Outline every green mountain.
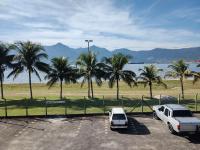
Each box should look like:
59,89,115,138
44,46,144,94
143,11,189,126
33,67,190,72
44,43,200,63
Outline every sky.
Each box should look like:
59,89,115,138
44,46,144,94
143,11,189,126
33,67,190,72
0,0,200,50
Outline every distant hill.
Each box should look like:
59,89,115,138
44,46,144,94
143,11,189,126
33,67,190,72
44,43,200,63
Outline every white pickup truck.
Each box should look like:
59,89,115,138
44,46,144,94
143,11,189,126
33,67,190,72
153,104,200,134
109,108,128,129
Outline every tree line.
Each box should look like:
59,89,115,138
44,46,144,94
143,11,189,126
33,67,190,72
0,41,200,100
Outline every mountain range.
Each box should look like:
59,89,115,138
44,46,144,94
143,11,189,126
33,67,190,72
44,43,200,63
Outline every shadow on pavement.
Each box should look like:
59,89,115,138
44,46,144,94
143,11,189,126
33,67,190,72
112,117,151,135
182,133,200,144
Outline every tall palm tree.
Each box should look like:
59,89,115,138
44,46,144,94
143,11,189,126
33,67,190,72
0,42,14,99
138,65,167,99
165,60,190,99
192,64,200,84
103,53,136,100
45,57,77,100
8,41,49,100
76,51,105,98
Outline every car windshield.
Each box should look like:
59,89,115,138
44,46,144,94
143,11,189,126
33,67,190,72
173,110,192,117
112,114,126,120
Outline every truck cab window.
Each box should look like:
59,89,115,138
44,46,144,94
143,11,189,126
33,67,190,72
164,109,169,116
159,106,164,112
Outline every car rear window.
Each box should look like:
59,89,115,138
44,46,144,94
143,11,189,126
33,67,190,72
112,114,126,120
172,110,192,117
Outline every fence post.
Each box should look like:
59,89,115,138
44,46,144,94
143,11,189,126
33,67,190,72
159,94,161,105
103,96,105,114
141,95,144,113
45,97,47,117
84,96,86,115
178,94,180,104
25,98,28,117
4,98,7,117
195,93,198,112
65,99,67,116
121,96,124,108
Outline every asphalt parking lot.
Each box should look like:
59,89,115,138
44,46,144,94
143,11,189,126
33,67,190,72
0,114,200,150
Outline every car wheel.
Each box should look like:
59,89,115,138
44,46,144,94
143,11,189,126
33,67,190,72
153,112,159,120
168,123,176,134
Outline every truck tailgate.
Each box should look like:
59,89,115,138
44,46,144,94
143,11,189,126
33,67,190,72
175,117,200,124
175,117,200,132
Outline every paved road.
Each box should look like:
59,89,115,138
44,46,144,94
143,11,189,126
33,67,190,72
0,115,200,150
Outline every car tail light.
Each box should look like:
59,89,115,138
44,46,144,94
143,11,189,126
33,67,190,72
177,125,180,130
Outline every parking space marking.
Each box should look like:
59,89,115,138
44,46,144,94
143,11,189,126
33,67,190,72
13,120,38,137
14,127,27,137
75,118,84,136
129,119,137,133
104,119,109,135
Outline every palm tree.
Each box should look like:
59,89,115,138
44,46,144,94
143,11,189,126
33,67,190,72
192,64,200,84
8,41,49,100
45,57,78,100
103,53,136,100
76,51,105,98
0,42,14,99
165,60,190,99
138,65,167,99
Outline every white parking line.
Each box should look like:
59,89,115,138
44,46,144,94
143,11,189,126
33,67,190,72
130,121,137,132
75,118,84,136
104,119,108,135
13,121,35,137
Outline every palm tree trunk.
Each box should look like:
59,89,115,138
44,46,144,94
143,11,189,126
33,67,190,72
116,78,119,100
60,80,63,100
91,80,94,98
28,70,33,100
149,81,153,99
180,77,184,99
88,76,91,98
0,75,4,99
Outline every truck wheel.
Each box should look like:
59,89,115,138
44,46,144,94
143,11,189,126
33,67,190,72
153,112,159,120
168,123,176,134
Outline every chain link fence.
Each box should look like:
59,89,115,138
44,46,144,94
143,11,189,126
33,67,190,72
0,93,199,117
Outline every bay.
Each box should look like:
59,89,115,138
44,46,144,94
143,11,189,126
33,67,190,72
4,63,200,84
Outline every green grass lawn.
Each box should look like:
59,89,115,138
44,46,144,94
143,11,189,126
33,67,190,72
0,80,199,117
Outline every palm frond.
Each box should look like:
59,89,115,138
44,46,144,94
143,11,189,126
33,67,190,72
46,57,78,88
47,77,59,89
33,68,41,82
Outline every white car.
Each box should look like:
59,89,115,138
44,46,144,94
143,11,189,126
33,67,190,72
153,104,200,134
109,107,128,129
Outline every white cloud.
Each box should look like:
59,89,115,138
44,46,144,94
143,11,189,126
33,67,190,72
0,0,200,50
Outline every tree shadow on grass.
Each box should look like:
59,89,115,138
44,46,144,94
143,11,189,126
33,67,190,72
0,97,197,116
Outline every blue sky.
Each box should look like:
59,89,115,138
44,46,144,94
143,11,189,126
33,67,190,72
0,0,200,50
